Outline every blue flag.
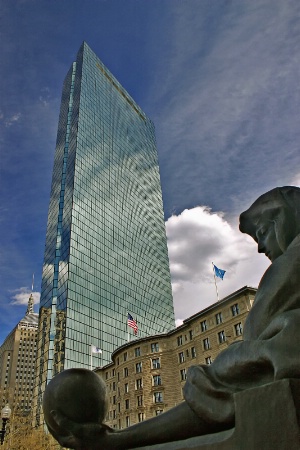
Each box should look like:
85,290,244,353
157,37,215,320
213,264,226,280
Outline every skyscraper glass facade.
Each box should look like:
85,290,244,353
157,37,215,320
34,42,175,423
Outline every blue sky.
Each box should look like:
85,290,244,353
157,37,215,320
1,0,300,343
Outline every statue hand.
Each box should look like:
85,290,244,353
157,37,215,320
50,410,115,450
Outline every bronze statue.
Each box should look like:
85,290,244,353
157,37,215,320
43,186,300,449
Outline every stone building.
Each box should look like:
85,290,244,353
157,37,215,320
96,286,256,429
0,294,38,412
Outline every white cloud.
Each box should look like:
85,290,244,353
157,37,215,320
166,206,269,322
4,112,21,127
10,287,40,307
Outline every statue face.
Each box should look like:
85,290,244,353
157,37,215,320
256,220,283,262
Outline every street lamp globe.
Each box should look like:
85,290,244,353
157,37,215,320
1,406,11,420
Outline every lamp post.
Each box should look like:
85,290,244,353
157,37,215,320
0,404,11,445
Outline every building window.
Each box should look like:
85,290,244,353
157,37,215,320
178,352,185,363
151,343,159,352
205,356,212,365
177,335,183,346
125,399,129,410
218,330,226,343
138,412,145,422
118,403,121,412
136,362,142,373
124,367,129,377
137,395,143,406
191,346,196,358
112,382,116,391
180,368,187,381
153,375,161,386
136,378,143,389
189,330,193,340
113,395,116,404
124,383,129,393
235,322,243,336
215,312,223,325
124,352,128,362
186,349,189,358
231,303,240,316
112,368,116,376
203,338,210,350
152,358,160,369
154,392,163,403
135,347,141,357
200,320,207,332
125,416,130,427
113,409,116,419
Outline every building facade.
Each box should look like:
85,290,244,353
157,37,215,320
0,294,38,413
96,286,256,429
34,42,175,424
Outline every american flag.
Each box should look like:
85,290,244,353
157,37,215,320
128,313,138,335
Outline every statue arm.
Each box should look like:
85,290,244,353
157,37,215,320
51,400,227,450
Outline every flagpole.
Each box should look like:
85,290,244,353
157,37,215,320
212,262,220,302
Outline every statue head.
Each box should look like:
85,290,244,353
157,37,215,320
239,186,300,262
43,368,108,440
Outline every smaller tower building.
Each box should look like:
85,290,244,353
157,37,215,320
0,294,38,412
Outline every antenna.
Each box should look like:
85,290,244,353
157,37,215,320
31,273,34,292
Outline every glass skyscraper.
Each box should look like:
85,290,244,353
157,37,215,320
34,42,175,423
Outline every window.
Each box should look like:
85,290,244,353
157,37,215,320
203,338,210,350
191,347,196,358
215,312,223,325
154,392,163,403
218,330,226,343
189,330,193,340
118,403,121,412
112,368,116,376
235,322,243,336
178,352,185,363
153,375,161,386
177,335,183,346
125,416,130,427
137,395,143,406
152,358,160,369
156,409,163,415
113,409,116,419
125,399,129,410
113,395,116,404
138,412,145,422
186,349,189,358
136,378,143,389
205,356,212,365
200,320,207,332
151,343,159,352
231,303,240,316
136,362,142,373
124,383,129,393
124,367,128,377
180,369,187,381
135,347,141,357
124,352,128,362
112,382,116,391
